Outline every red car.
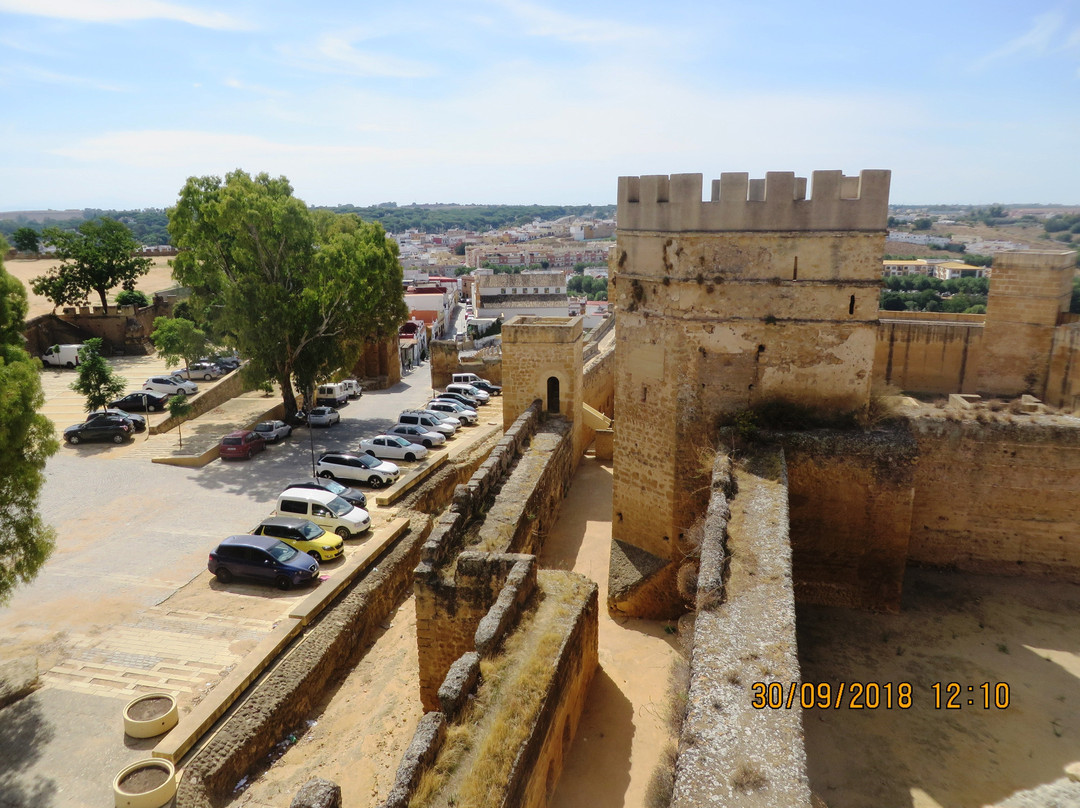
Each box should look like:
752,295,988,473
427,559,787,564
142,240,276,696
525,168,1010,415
219,429,266,460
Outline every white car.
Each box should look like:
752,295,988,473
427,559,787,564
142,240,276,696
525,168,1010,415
171,362,222,381
143,376,198,396
445,383,490,404
307,406,340,427
316,452,400,487
253,420,292,443
428,399,479,424
386,423,445,448
359,435,429,462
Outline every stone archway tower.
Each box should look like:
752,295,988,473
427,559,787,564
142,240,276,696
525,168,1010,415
609,170,891,618
501,315,585,460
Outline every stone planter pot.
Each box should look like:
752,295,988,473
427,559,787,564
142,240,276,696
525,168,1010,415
112,758,177,808
123,693,179,739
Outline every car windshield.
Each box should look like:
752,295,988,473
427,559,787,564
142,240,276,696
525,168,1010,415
268,543,299,562
391,436,410,447
327,496,353,517
356,454,378,468
300,522,324,540
322,479,347,494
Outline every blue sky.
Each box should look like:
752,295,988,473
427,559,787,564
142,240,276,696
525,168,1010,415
1,0,1078,209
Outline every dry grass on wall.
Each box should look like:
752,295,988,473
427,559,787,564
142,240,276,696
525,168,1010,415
643,656,691,808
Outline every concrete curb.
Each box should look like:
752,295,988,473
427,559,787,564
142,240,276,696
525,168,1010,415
376,423,502,507
149,402,286,468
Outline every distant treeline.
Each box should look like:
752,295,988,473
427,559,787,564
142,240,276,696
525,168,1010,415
314,203,617,234
1,202,618,246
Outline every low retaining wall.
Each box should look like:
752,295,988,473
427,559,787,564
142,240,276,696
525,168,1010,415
149,370,253,435
672,449,811,808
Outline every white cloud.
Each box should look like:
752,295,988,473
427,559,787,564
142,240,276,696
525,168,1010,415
277,30,434,79
0,0,252,30
483,0,651,44
0,63,126,91
975,11,1067,68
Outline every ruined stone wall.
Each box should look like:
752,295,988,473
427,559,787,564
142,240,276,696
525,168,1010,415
874,313,984,394
612,171,890,616
907,418,1080,577
672,449,811,808
355,335,401,390
780,429,918,612
1046,322,1080,412
976,250,1075,397
580,340,615,450
430,339,504,390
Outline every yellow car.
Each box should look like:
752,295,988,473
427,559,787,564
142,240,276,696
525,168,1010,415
251,516,344,562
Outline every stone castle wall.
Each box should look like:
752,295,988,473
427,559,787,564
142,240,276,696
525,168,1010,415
874,313,985,395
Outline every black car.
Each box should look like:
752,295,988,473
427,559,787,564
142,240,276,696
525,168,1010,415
436,391,482,409
285,477,367,509
200,354,240,371
471,380,502,396
86,408,146,432
64,416,133,445
108,391,170,412
208,534,319,590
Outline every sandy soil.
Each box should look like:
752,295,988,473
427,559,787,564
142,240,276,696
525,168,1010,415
228,455,681,808
798,568,1080,808
4,256,177,318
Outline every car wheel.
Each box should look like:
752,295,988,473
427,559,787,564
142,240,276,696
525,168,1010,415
216,568,233,583
286,427,292,437
177,389,187,396
67,434,81,445
308,550,321,560
203,373,212,380
112,434,125,444
405,452,416,462
335,527,350,540
318,470,335,479
65,361,74,368
245,448,253,459
369,475,383,487
423,439,433,448
275,575,292,591
365,450,376,457
146,404,157,412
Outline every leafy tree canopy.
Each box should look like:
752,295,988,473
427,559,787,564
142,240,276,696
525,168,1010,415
70,338,126,412
151,316,208,371
0,238,59,603
11,227,39,253
169,170,408,416
32,218,152,313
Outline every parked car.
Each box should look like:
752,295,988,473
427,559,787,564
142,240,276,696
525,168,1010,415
144,376,198,396
418,408,463,428
86,408,146,432
253,420,293,443
436,390,483,409
285,477,367,509
398,410,456,437
446,382,490,404
108,391,170,412
171,362,222,381
359,434,429,462
315,383,349,407
251,516,343,562
427,399,478,424
276,487,370,538
340,379,363,399
208,534,319,590
41,343,84,368
315,452,401,487
386,423,445,448
219,430,266,459
63,417,133,445
307,406,341,427
452,373,502,396
201,353,240,371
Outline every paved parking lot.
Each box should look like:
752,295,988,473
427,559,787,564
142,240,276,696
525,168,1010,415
0,358,501,807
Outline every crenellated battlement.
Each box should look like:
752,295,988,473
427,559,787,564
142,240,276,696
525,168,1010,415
617,170,891,233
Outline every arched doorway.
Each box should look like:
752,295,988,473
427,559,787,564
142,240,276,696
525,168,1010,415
547,376,561,414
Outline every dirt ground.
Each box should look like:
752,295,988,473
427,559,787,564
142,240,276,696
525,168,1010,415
4,256,177,318
228,456,681,808
798,567,1080,808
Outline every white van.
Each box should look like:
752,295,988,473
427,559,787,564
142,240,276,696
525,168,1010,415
340,379,363,399
276,488,370,538
41,343,84,368
316,382,349,407
446,382,490,404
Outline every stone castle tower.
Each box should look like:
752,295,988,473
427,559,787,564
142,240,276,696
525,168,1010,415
609,170,891,618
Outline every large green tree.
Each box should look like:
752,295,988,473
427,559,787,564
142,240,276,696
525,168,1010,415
0,237,59,604
150,316,208,373
168,171,408,416
32,217,152,313
11,227,39,253
70,338,126,412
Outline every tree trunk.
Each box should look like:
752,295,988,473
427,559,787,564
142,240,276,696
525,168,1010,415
279,372,299,417
96,288,109,314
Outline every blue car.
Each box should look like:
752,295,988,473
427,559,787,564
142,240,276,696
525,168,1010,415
208,535,319,590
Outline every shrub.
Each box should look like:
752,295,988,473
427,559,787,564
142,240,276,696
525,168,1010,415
115,289,150,307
